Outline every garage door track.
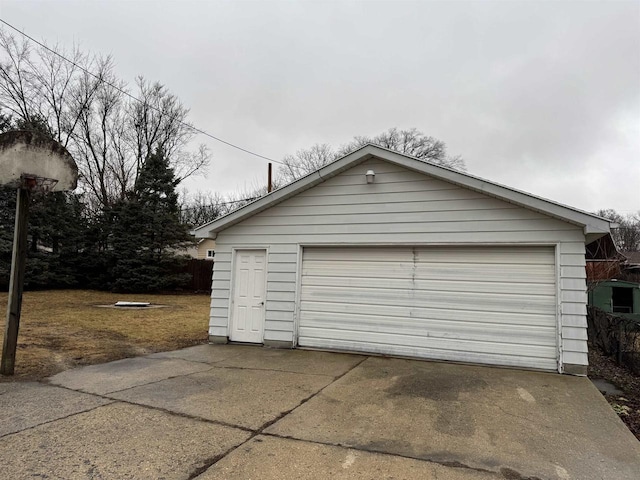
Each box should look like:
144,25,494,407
1,344,639,479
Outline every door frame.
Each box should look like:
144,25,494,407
228,247,268,343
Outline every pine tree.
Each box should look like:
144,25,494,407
110,148,191,292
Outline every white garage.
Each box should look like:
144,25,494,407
193,144,612,374
299,246,558,370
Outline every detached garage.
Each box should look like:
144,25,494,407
193,144,611,374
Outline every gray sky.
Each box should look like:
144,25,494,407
2,0,639,213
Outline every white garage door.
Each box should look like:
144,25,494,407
298,246,558,370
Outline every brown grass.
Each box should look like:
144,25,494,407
0,290,210,381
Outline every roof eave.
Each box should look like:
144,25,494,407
193,144,612,238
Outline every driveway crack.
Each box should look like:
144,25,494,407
184,355,370,479
0,402,113,440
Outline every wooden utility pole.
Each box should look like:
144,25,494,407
1,187,30,375
267,163,273,193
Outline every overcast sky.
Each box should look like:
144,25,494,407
2,0,639,213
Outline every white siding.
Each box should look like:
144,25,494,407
209,157,588,369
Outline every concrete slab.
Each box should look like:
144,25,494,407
0,402,250,480
110,367,333,430
266,357,640,480
591,377,625,396
47,356,212,395
215,346,364,376
146,343,247,364
197,435,499,480
0,382,111,437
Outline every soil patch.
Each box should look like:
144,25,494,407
588,347,640,440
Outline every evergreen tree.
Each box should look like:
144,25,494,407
0,113,88,290
110,148,191,292
0,185,14,290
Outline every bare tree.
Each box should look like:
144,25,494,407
179,191,228,228
596,209,640,252
278,127,465,184
280,143,337,184
0,28,210,209
340,127,465,170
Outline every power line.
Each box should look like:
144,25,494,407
0,18,284,165
180,196,260,211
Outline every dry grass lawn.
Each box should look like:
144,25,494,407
0,290,210,381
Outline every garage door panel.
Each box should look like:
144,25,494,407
302,276,557,296
299,312,557,346
299,327,557,360
303,263,555,284
300,337,559,371
301,287,557,316
300,301,557,327
415,247,555,265
299,246,558,370
303,247,413,262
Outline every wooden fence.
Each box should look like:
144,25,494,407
182,259,214,293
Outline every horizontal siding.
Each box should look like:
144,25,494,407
265,320,294,332
218,231,584,245
226,220,577,236
241,208,551,226
559,242,588,366
209,326,227,337
562,315,588,328
563,351,588,366
266,310,294,322
264,330,293,342
210,157,587,368
209,244,233,337
562,326,588,341
261,198,524,216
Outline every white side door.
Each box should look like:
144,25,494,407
230,249,267,343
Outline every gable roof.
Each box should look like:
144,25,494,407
623,251,640,266
193,144,612,239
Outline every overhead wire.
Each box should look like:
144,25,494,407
180,196,260,211
0,18,284,165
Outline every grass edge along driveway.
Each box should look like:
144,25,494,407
0,289,210,380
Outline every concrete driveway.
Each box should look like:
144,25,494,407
1,345,639,479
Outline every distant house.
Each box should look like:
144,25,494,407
622,251,640,278
193,144,613,375
589,279,640,320
196,239,216,260
585,234,624,281
585,236,640,283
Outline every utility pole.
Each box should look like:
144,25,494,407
267,162,273,193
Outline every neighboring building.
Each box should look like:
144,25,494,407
585,236,640,283
585,233,623,281
588,279,640,320
193,144,612,375
621,251,640,279
168,237,198,258
196,239,216,260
